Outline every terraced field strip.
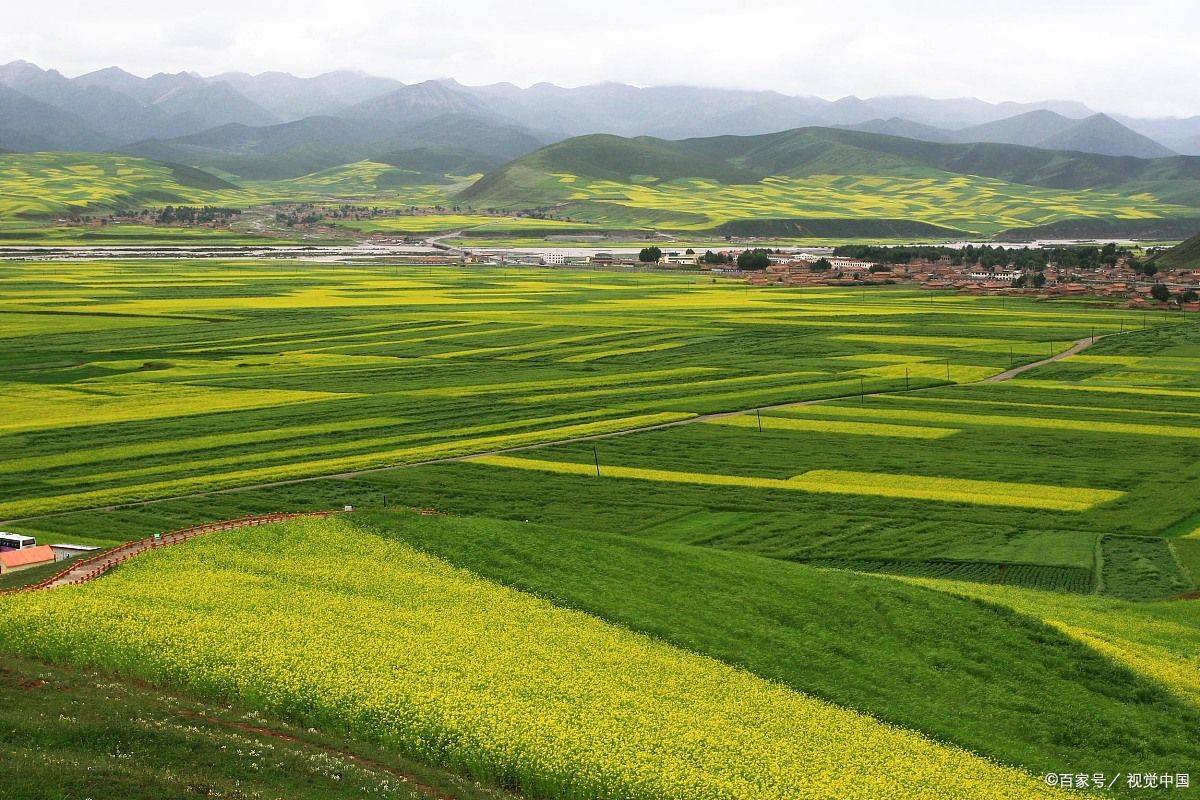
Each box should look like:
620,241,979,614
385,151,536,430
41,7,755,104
1,511,339,594
800,558,1095,594
703,414,960,439
0,412,696,521
774,402,1200,438
470,455,1123,510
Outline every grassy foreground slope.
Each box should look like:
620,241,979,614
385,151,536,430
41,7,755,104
0,656,512,800
0,517,1061,800
357,510,1200,791
459,128,1200,235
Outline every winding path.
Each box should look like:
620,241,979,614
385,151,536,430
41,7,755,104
983,335,1100,382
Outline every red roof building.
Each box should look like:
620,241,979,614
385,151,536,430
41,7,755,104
0,545,56,574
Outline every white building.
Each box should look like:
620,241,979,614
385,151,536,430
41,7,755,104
969,270,1023,282
50,544,101,562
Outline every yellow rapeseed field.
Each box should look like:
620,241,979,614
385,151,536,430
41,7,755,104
0,517,1061,800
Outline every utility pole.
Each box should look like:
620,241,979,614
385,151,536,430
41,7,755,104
905,367,910,392
757,409,763,432
593,446,601,478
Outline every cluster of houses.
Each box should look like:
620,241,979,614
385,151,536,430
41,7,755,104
0,532,97,576
746,251,1200,309
913,259,1200,309
457,242,1200,308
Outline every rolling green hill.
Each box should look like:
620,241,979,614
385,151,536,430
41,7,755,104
0,152,238,217
0,153,463,219
1154,229,1200,268
460,127,1200,236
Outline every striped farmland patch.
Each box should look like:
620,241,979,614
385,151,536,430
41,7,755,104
704,414,959,439
470,456,1122,510
776,404,1200,438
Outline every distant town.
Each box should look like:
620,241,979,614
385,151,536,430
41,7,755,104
452,242,1200,311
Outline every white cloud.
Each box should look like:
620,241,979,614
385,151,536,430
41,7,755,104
2,0,1198,117
164,17,235,52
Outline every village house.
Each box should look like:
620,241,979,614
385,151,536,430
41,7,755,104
0,544,56,575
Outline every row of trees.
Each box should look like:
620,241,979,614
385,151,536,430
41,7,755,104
832,242,1134,271
155,206,240,224
1150,283,1198,303
636,247,781,269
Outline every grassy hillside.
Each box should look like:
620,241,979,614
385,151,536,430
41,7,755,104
0,152,236,217
125,116,379,180
909,578,1200,707
0,153,463,218
0,655,513,800
460,127,1200,235
1154,229,1200,268
357,510,1200,791
0,516,1062,800
125,112,542,181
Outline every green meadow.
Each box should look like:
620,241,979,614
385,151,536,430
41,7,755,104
0,259,1183,527
3,258,1200,798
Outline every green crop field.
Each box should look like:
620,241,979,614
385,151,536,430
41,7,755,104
3,258,1200,799
0,259,1184,525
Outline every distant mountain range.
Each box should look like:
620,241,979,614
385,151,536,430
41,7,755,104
847,111,1177,159
4,60,1200,180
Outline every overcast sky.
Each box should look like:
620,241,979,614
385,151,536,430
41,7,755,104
5,0,1198,118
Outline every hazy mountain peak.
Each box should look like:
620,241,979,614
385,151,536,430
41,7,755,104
1037,111,1177,158
0,59,44,79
